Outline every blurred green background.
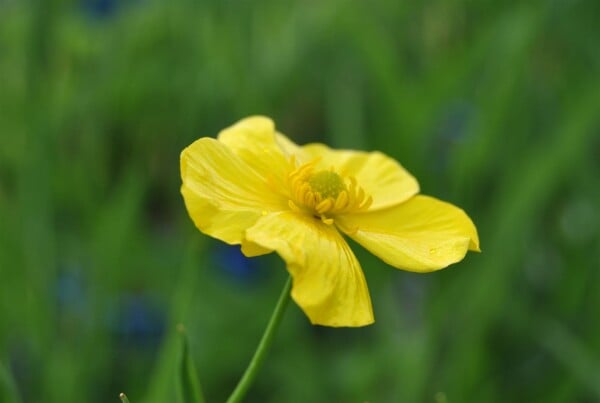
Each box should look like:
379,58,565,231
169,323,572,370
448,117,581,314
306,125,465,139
1,0,599,402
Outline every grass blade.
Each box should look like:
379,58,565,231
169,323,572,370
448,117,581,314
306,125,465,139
178,324,205,403
0,362,22,403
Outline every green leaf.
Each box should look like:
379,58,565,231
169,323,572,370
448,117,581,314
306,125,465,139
178,324,205,403
0,362,22,403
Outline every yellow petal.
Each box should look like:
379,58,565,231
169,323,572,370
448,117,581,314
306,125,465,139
240,239,271,257
275,131,303,157
217,116,292,189
337,195,480,273
181,137,285,245
245,211,374,327
300,144,419,210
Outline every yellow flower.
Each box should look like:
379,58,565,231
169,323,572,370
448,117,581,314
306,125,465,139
181,116,480,327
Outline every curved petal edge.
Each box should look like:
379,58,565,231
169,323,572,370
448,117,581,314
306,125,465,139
245,211,374,327
337,195,480,273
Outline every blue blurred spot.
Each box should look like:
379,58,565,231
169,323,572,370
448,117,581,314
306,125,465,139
432,101,476,173
114,294,166,348
55,270,87,318
212,244,260,284
82,0,118,19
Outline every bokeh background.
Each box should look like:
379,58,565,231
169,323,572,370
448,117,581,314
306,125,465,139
1,0,599,402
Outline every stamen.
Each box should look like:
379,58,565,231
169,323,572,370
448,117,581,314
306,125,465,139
346,225,359,235
286,158,372,220
315,199,333,214
320,216,334,225
356,187,365,204
288,200,301,212
334,191,348,210
361,195,373,210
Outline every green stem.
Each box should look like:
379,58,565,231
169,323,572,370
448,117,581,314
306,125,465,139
226,275,292,403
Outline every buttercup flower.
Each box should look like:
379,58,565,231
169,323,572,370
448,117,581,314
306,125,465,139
181,116,479,327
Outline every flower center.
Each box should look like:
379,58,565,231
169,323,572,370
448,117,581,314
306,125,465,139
307,170,346,199
287,157,372,224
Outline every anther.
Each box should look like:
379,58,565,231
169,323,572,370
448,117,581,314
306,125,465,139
320,216,334,225
315,199,333,214
287,158,372,218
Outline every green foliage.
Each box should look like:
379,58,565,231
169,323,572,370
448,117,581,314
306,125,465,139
1,0,599,402
0,361,22,403
178,325,205,403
